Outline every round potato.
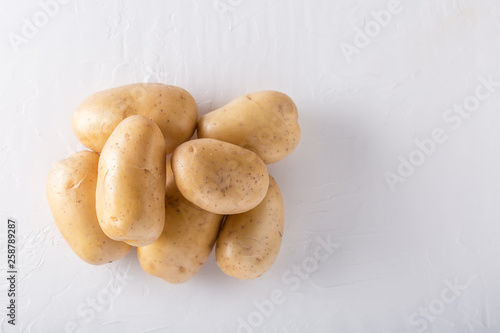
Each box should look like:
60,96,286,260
171,138,269,215
72,83,198,154
197,90,301,164
216,176,284,279
137,160,223,284
96,115,166,247
46,151,131,265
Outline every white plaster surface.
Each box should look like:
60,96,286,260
1,0,500,332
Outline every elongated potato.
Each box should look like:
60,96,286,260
171,138,269,215
96,115,166,247
72,83,198,154
198,90,301,164
216,176,284,279
137,160,223,284
46,151,131,265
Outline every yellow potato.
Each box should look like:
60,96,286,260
171,138,269,215
216,176,284,279
72,83,198,154
96,115,166,247
137,160,223,284
46,151,131,265
197,90,301,164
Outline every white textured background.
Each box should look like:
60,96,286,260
1,0,500,332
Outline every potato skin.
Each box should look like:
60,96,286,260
137,160,223,284
197,90,301,164
96,115,166,247
216,176,284,279
171,138,269,215
46,151,131,265
72,83,198,154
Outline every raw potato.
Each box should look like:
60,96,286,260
137,160,223,284
171,138,269,215
46,151,131,265
96,115,166,247
216,176,284,279
197,90,301,164
72,83,198,154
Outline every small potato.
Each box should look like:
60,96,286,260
72,83,198,154
216,176,284,279
96,115,166,247
197,90,301,164
46,151,131,265
171,138,269,215
137,160,223,284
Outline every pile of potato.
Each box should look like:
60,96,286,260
46,83,300,283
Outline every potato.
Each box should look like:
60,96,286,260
171,138,269,215
216,176,284,279
197,90,301,164
96,115,166,247
46,151,131,265
137,160,223,284
72,83,198,154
